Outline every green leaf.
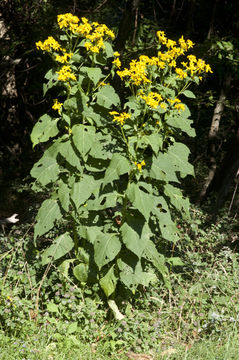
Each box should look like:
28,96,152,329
126,183,153,220
70,175,98,209
120,213,150,258
73,263,88,283
167,142,194,178
96,85,120,108
94,233,121,270
141,133,163,154
58,259,75,278
103,153,130,187
31,114,59,148
47,302,59,313
142,240,170,288
167,257,184,266
30,142,60,186
80,66,103,86
164,183,190,217
78,226,103,244
153,198,179,242
100,265,117,297
182,90,196,98
42,232,74,265
150,154,178,183
59,139,83,171
58,181,70,212
72,124,95,159
166,116,196,137
108,300,125,320
67,322,78,335
118,260,157,291
104,41,114,58
34,199,62,239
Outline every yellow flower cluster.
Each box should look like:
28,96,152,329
109,111,131,126
36,36,61,51
168,98,185,112
55,52,73,64
52,99,63,113
112,58,121,68
57,13,115,54
56,65,76,82
139,91,164,109
57,13,80,31
181,55,213,76
117,56,152,86
134,160,146,172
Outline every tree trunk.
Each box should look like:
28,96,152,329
198,73,232,202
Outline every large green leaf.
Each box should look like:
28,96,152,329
72,124,95,159
126,183,154,220
142,240,170,288
78,226,103,244
120,213,151,258
34,199,62,239
42,232,74,265
103,153,130,187
100,265,117,297
30,142,60,186
95,85,120,108
167,142,194,178
70,175,99,209
73,263,88,283
153,197,179,242
164,183,190,217
150,153,179,183
94,232,121,270
166,116,196,137
31,114,59,148
58,181,70,212
59,139,83,171
118,260,157,291
80,66,103,86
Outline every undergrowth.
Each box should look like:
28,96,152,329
1,198,239,359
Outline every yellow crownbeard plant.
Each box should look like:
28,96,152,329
31,13,212,302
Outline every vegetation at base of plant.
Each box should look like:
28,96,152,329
1,203,239,358
30,13,212,302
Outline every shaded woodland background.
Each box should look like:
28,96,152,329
1,0,239,218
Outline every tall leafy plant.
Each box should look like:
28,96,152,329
31,14,212,300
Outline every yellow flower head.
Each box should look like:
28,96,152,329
134,160,146,172
139,91,163,109
112,57,121,68
57,13,80,30
36,36,62,52
55,52,73,64
56,65,76,82
52,99,63,113
109,111,131,126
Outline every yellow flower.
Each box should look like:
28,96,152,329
134,160,146,172
56,65,76,82
157,31,167,45
52,99,63,113
174,103,185,112
175,68,187,79
36,36,62,52
112,58,121,68
109,111,131,126
139,91,163,109
114,51,120,57
57,13,80,30
55,52,73,63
